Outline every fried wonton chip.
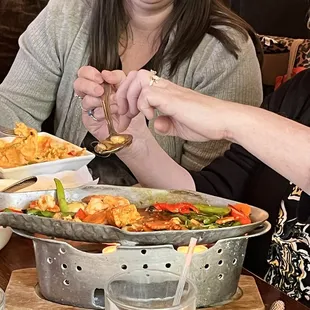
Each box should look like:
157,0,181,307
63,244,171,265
0,122,85,168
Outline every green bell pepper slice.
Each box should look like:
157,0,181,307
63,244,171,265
27,209,54,218
54,178,69,213
194,204,231,216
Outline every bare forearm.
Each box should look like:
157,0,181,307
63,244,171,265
117,136,196,190
226,103,310,194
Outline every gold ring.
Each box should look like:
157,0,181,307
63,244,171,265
149,70,161,86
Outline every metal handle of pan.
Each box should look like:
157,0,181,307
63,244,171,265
221,221,271,243
245,221,271,238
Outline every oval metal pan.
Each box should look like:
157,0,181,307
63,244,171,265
0,185,269,246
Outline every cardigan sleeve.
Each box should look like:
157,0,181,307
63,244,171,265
0,0,91,131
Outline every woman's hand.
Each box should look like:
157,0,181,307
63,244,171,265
74,66,131,141
74,67,198,190
74,66,152,146
116,70,231,142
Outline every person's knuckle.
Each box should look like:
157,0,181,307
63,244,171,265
83,95,96,108
137,70,147,80
114,69,124,78
85,65,94,72
83,94,90,101
77,67,83,77
127,71,138,79
140,69,149,76
141,86,151,98
77,66,88,77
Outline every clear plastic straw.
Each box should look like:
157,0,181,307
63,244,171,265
172,237,197,306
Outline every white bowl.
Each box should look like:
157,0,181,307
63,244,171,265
0,133,95,179
0,227,12,251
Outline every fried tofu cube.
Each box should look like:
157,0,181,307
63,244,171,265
105,204,141,228
83,210,109,224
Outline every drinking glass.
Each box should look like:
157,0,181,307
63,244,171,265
105,269,196,310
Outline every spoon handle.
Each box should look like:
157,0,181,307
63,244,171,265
102,83,117,135
1,176,37,193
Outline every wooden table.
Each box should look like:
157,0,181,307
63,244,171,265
0,233,309,310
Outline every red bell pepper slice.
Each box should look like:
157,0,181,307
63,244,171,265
75,208,87,220
229,205,251,225
154,203,199,214
232,203,251,217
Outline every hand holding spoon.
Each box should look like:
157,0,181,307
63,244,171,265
94,83,133,156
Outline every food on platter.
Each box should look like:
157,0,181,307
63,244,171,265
1,179,252,231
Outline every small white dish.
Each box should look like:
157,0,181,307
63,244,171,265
0,133,95,179
0,227,12,251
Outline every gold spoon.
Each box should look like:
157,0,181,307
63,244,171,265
94,83,133,156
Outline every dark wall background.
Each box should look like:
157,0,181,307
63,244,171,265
226,0,310,38
0,0,309,84
0,0,49,82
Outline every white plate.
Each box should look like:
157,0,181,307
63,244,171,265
0,133,95,179
0,227,12,251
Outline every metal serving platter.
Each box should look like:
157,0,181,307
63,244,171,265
0,185,269,246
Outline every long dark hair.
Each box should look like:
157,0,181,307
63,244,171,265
89,0,262,76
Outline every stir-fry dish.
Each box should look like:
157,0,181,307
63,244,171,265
2,179,252,231
0,123,85,168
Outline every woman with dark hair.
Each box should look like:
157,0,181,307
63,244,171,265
0,0,262,184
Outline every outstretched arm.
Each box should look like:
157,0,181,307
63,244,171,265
116,69,310,194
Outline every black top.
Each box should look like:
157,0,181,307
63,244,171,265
190,69,310,306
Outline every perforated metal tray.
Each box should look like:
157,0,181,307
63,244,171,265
0,185,269,246
13,222,271,309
